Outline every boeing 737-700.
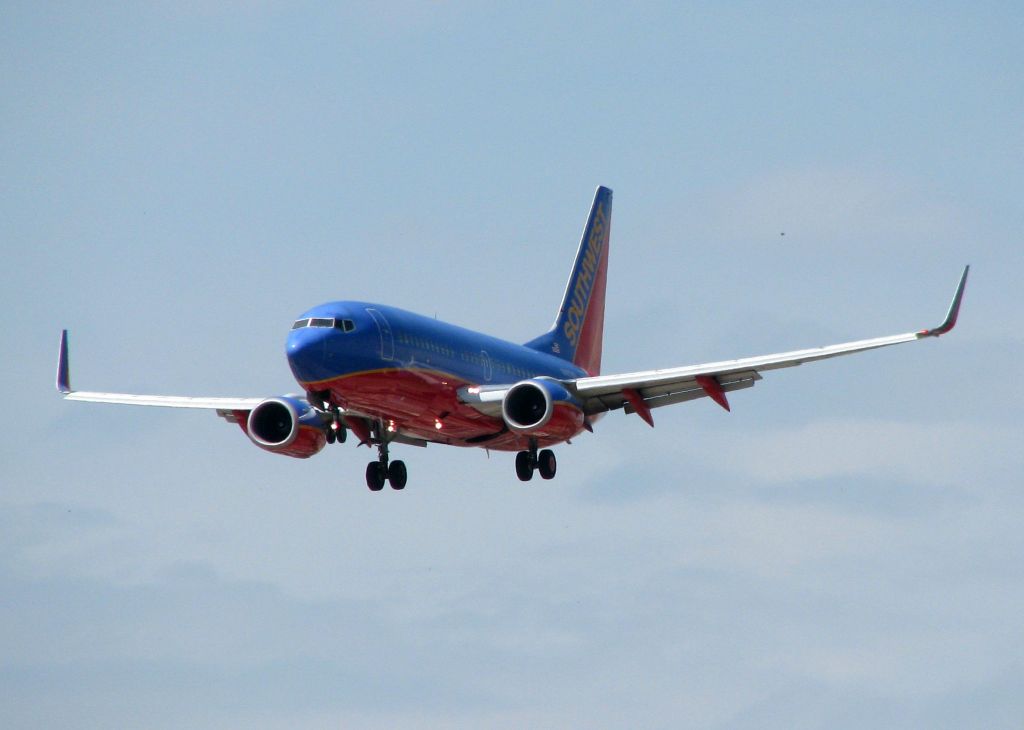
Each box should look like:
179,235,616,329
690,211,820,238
57,186,968,490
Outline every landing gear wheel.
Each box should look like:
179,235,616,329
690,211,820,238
365,462,386,491
515,451,534,482
388,460,407,490
335,424,347,443
325,428,337,445
537,449,557,480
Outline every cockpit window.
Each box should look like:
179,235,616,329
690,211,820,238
293,317,355,331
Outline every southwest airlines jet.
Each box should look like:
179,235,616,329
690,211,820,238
57,187,968,491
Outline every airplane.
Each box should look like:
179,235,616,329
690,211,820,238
56,186,969,491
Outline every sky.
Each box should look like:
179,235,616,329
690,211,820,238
2,2,1022,728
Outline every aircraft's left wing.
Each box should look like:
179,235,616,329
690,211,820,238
568,266,969,425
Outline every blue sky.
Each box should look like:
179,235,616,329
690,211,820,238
2,3,1022,728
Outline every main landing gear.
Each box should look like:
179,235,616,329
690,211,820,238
515,440,556,482
310,394,406,492
364,421,407,492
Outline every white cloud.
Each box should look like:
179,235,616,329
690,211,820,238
710,418,1021,489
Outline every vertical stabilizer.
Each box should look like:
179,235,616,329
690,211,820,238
525,186,612,375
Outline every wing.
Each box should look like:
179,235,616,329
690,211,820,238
56,329,271,419
55,330,431,448
570,266,969,425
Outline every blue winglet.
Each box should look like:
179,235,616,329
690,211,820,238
57,329,71,393
922,265,969,337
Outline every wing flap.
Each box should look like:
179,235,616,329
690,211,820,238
584,371,761,415
621,374,759,414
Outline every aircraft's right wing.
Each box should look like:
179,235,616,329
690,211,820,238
55,330,266,418
568,266,969,425
55,329,432,451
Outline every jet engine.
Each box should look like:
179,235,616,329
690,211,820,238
242,396,328,458
501,379,584,436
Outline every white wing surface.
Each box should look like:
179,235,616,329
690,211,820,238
56,330,266,416
570,266,969,423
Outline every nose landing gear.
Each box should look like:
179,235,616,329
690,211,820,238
325,416,347,445
311,391,348,446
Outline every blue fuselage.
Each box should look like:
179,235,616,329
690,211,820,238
285,302,590,449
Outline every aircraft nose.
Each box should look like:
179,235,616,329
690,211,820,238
286,327,331,383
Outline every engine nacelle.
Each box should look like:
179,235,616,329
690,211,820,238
242,396,327,459
501,379,584,437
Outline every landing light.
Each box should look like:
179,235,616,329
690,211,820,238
434,419,443,430
387,420,397,433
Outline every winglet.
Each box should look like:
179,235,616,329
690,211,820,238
57,329,71,394
921,265,969,337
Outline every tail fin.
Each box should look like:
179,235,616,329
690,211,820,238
525,186,612,376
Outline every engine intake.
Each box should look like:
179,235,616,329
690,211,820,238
503,381,552,431
244,397,327,458
501,379,583,434
248,399,299,447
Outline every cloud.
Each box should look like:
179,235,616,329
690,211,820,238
706,417,1021,490
5,442,1024,729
